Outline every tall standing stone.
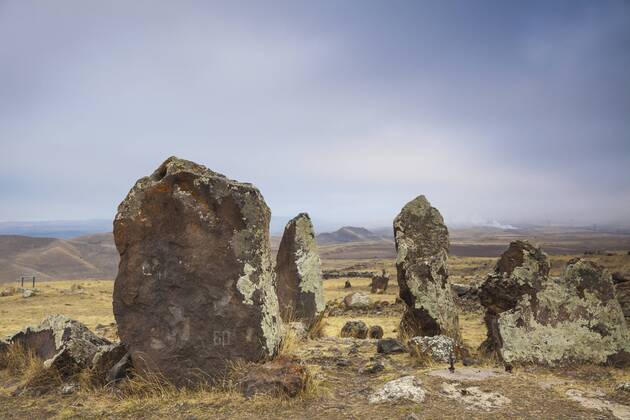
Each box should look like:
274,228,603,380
275,213,324,327
479,241,630,366
393,195,460,340
113,157,282,385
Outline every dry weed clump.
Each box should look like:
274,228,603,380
307,310,327,339
0,343,63,390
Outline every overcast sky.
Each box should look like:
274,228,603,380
1,0,629,229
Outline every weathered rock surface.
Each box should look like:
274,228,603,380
239,357,307,398
343,292,371,309
275,213,324,327
8,314,110,376
612,272,628,284
22,289,36,298
451,283,477,298
368,325,384,339
408,335,455,363
340,321,368,339
394,195,460,340
377,338,405,354
615,281,630,322
113,157,282,385
92,343,128,383
368,376,425,404
107,352,133,384
441,383,511,411
370,270,390,294
479,241,630,366
616,382,630,393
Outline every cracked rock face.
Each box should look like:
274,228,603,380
479,241,630,366
275,213,324,327
8,314,110,376
113,156,282,385
393,195,460,340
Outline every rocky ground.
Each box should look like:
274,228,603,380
1,253,629,419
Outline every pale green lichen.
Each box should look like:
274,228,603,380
292,215,325,314
405,253,460,339
496,262,630,365
394,195,459,340
256,244,283,355
236,263,256,305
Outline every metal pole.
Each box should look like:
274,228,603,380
32,276,35,288
21,276,24,287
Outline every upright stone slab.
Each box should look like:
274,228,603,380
393,195,460,340
113,157,282,385
479,241,630,366
275,213,324,327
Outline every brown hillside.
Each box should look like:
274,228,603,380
0,233,118,283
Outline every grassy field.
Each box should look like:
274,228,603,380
1,252,629,419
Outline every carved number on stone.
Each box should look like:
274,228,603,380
213,330,232,346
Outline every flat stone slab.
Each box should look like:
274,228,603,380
426,368,505,381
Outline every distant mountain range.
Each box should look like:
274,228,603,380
0,220,113,239
1,223,629,283
316,226,391,244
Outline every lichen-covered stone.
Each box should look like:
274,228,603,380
368,376,425,404
275,213,324,327
479,242,630,366
113,156,282,385
377,338,405,354
615,281,630,322
394,195,460,340
368,325,384,339
8,314,110,376
343,292,371,309
370,270,390,294
408,335,455,363
340,321,368,339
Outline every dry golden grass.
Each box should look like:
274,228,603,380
2,249,629,418
0,279,115,337
0,343,62,390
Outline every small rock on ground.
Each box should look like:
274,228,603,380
377,338,406,354
340,321,368,339
369,376,425,404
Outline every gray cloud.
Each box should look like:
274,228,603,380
1,0,629,228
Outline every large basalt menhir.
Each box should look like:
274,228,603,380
113,157,282,385
394,195,460,340
275,213,325,327
479,241,630,366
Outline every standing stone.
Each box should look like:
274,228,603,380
370,270,390,294
394,195,459,340
615,281,630,322
113,157,282,385
479,241,630,366
275,213,324,327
